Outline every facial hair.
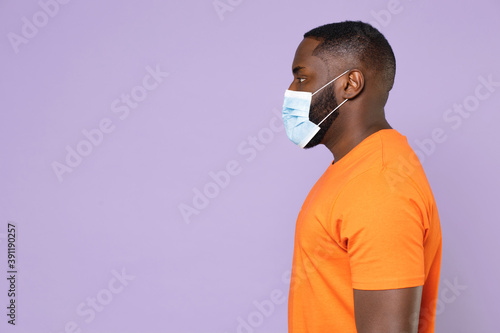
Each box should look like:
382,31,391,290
303,86,339,149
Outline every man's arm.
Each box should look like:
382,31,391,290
353,285,423,333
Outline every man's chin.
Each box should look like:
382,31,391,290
303,134,324,149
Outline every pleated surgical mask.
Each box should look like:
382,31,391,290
282,69,350,148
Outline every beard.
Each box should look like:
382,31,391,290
303,86,339,149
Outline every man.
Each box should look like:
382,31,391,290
282,21,442,333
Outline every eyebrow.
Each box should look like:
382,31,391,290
292,66,305,74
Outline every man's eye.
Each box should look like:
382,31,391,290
297,78,306,83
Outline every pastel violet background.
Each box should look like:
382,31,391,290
0,0,499,332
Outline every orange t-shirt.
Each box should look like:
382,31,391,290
288,129,442,333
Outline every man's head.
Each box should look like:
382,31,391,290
288,21,395,149
304,21,396,93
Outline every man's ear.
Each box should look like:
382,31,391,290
341,70,364,100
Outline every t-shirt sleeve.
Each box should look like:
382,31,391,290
335,168,427,290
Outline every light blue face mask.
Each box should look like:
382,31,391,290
282,69,350,148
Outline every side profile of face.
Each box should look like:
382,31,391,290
288,38,344,149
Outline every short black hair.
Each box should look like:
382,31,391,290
304,21,396,92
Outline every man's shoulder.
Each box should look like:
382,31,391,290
315,129,432,205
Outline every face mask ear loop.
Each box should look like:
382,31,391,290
317,98,349,127
312,69,350,97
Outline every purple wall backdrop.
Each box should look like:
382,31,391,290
1,0,499,332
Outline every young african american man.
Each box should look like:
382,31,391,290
282,21,442,333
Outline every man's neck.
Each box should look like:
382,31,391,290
326,120,392,164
